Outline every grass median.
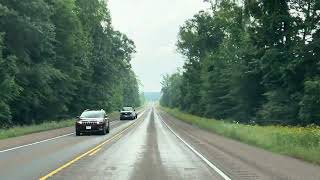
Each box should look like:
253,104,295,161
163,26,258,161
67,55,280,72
161,107,320,165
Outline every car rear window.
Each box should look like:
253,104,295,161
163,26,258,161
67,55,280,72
80,111,104,118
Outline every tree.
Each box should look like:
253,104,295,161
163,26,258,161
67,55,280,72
0,33,20,127
0,0,140,128
161,0,320,125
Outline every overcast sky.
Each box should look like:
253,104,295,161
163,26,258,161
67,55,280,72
108,0,208,92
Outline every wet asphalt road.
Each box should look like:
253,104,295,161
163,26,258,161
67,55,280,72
1,105,320,180
50,107,223,180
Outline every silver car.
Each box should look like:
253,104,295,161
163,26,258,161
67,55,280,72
120,107,137,120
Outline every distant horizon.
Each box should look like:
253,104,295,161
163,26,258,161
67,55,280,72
143,92,161,102
109,0,208,92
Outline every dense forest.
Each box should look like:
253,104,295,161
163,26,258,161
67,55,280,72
0,0,140,128
161,0,320,125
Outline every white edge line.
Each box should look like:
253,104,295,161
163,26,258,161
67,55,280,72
0,133,74,153
155,110,232,180
0,109,147,153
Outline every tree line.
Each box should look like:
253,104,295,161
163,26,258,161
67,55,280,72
161,0,320,125
0,0,140,128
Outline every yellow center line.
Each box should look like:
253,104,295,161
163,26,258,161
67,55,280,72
89,148,101,156
39,109,147,180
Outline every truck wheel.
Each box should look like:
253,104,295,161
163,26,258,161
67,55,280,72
76,130,80,136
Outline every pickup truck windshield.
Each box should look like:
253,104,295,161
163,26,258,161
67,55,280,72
122,107,133,111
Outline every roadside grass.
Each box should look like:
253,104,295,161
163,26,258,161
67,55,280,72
161,107,320,165
0,119,75,140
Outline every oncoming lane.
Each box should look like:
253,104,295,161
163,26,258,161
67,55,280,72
0,109,147,180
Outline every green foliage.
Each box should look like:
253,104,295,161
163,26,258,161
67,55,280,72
0,33,20,127
161,0,320,125
0,0,140,128
299,79,320,124
139,93,146,105
160,72,183,108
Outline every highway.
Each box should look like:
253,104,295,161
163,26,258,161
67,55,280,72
0,106,320,180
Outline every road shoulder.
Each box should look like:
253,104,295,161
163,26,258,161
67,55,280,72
158,108,320,180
